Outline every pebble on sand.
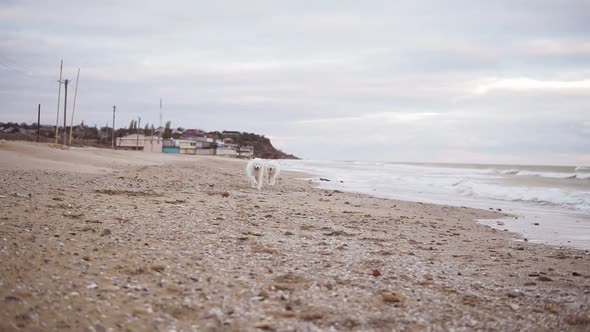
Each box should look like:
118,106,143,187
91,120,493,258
382,291,406,303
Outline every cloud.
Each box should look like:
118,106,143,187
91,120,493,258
473,78,590,94
524,39,590,56
1,0,589,165
268,12,387,32
295,112,440,126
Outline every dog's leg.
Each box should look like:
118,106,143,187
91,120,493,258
256,171,263,190
248,175,257,188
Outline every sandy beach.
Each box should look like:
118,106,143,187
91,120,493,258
1,141,589,331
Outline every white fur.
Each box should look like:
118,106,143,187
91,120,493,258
245,158,265,189
265,160,281,186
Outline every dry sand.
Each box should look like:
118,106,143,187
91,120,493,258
1,141,589,331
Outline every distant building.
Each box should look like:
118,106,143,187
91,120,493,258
177,140,197,155
160,139,196,154
222,130,240,136
182,129,206,139
115,135,253,158
162,139,179,153
216,145,238,157
215,143,254,158
163,146,180,153
237,145,254,158
18,128,36,134
116,134,163,152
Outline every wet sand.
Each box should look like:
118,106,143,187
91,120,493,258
1,141,589,331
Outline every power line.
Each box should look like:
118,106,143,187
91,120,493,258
0,55,34,78
0,55,28,70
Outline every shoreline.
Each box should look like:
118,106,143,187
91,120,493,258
1,141,590,331
282,163,590,250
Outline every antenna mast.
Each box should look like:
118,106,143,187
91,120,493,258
69,68,80,145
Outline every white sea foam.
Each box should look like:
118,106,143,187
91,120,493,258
450,180,590,211
280,160,590,212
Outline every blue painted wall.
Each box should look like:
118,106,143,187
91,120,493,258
163,147,180,154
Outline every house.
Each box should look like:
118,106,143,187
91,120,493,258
116,134,163,152
162,139,196,154
216,145,237,157
213,143,254,158
177,140,197,155
237,145,254,158
162,139,179,153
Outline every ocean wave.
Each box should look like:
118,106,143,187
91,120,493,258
384,163,590,180
450,181,590,212
281,160,590,212
380,163,590,180
499,170,590,179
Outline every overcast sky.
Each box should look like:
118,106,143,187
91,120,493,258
1,0,589,165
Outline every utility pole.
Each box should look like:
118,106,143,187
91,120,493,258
37,104,41,142
112,105,116,150
61,78,70,145
150,125,154,152
136,117,141,150
54,60,63,144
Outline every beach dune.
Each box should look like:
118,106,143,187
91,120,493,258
1,141,589,331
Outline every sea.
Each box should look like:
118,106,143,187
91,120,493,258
279,160,590,250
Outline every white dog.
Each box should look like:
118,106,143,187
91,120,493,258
265,160,281,186
245,158,265,189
